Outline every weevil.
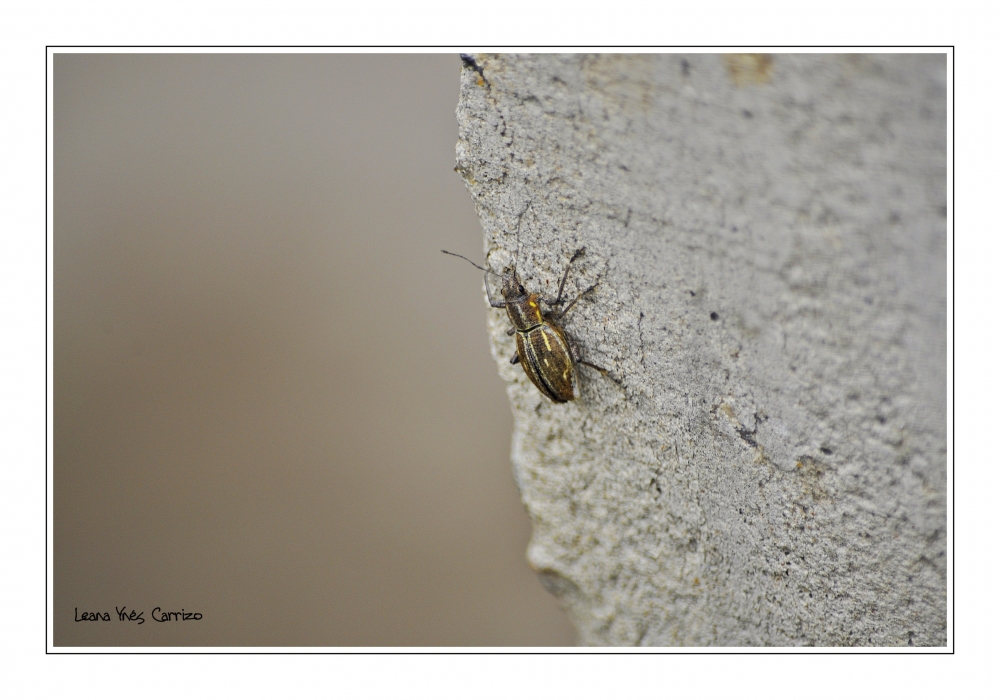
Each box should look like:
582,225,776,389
442,247,608,403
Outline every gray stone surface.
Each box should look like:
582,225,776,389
455,53,947,646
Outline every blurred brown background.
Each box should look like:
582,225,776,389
54,53,575,646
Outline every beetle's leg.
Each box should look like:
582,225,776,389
549,281,598,320
506,326,516,336
579,357,623,386
484,270,506,308
510,351,521,365
578,359,609,375
546,247,586,306
581,358,623,387
568,336,621,384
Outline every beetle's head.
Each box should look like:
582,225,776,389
500,268,527,301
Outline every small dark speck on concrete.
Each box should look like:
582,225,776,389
737,427,757,448
681,59,691,76
460,54,485,78
820,447,833,455
710,312,719,321
688,290,696,296
742,109,753,118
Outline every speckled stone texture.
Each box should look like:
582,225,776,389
455,53,946,646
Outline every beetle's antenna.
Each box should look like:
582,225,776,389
514,216,522,272
441,250,501,277
513,200,533,272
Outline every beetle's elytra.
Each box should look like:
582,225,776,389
514,315,576,402
442,247,607,403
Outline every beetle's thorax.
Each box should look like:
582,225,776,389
506,292,545,331
499,270,542,331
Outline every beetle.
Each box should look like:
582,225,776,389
442,247,608,403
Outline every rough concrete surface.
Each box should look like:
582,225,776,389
455,54,947,646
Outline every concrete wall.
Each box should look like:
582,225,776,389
456,53,947,646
